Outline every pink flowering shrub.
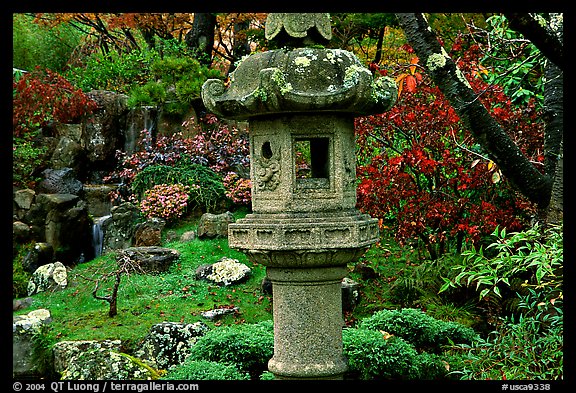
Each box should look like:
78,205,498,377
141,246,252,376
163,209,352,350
223,172,252,206
139,184,190,221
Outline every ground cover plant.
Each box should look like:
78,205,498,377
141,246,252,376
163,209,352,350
15,222,272,348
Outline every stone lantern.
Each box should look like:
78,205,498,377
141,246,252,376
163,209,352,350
202,13,396,379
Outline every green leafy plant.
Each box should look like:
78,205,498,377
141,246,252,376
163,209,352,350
65,49,157,94
12,134,49,189
13,244,34,298
479,14,545,106
439,223,563,300
446,287,563,380
13,13,83,73
30,324,58,379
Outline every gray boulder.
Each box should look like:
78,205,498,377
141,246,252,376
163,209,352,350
102,202,142,252
13,309,52,379
135,321,209,370
52,339,122,377
119,246,180,274
134,218,166,247
197,211,235,238
38,167,83,195
59,345,158,380
27,262,67,296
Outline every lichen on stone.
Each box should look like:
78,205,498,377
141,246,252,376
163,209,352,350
271,69,293,95
294,56,312,74
343,64,369,89
324,51,337,64
370,76,397,108
426,52,447,71
206,258,251,286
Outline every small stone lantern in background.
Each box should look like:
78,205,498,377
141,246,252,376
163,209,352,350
202,13,397,380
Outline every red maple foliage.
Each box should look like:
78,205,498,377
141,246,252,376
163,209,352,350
13,66,97,138
356,42,541,259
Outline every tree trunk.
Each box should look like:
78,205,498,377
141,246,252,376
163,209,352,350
546,137,563,225
372,27,385,65
108,271,121,317
396,13,553,209
540,13,564,224
185,13,216,66
227,18,252,75
503,13,563,71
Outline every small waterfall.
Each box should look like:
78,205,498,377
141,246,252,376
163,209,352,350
125,106,158,155
92,215,112,258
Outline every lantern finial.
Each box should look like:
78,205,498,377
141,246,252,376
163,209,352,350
265,13,332,47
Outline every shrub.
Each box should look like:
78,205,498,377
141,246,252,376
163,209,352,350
65,48,157,94
343,328,421,380
13,66,97,138
358,308,478,352
442,223,563,380
13,244,33,298
222,172,251,206
162,360,250,380
186,320,274,379
128,53,223,115
183,114,250,176
259,371,275,380
131,157,226,212
12,132,49,189
447,295,563,380
127,81,166,107
355,39,541,260
105,116,250,212
139,184,190,222
13,13,83,73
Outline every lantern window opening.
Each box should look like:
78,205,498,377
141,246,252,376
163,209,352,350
262,141,274,159
295,137,330,189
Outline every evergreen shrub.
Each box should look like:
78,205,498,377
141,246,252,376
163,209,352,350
162,359,250,380
185,320,274,379
128,54,223,115
358,308,478,352
343,328,450,380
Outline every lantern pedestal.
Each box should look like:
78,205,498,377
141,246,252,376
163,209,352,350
266,266,348,379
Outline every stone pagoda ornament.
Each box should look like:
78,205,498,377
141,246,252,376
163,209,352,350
202,13,397,380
